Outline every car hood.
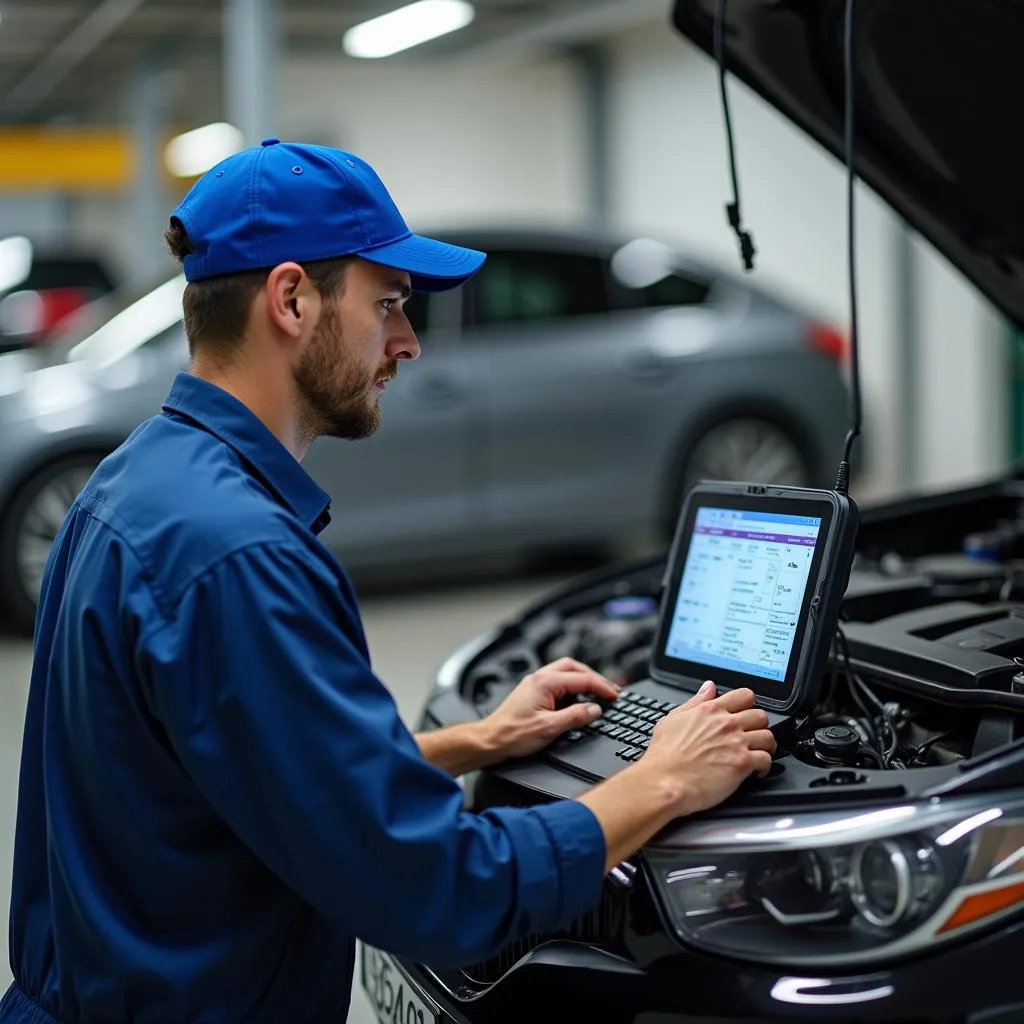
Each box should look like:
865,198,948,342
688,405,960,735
672,0,1024,329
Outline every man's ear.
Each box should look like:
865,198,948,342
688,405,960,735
264,262,319,340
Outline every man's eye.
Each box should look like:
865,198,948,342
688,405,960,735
381,298,396,314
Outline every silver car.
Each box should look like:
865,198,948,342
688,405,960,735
0,228,851,634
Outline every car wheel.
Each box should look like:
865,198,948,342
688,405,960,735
667,417,813,534
0,455,100,635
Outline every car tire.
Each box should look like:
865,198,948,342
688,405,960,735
664,416,815,538
0,454,101,636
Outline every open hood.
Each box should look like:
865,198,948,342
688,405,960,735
672,0,1024,329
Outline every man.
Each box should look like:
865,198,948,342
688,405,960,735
2,140,775,1024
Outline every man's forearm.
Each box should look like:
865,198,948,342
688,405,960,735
415,721,505,778
577,762,691,872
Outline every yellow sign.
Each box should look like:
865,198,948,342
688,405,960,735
0,129,136,190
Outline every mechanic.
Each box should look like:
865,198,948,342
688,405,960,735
1,140,776,1024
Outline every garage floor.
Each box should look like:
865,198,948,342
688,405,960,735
0,571,576,1023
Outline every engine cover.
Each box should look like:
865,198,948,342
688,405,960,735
842,601,1024,694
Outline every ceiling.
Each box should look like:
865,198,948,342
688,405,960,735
0,0,664,125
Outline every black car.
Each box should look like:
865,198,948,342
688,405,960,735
361,1,1024,1022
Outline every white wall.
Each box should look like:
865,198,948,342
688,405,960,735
278,54,589,231
915,241,1009,489
606,22,1009,500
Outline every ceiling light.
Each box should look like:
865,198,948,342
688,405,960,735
164,122,245,179
343,0,475,59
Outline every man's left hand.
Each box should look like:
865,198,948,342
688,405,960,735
483,657,622,760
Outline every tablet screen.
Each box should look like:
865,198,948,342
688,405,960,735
663,507,823,682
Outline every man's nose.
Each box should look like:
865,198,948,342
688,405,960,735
387,313,421,362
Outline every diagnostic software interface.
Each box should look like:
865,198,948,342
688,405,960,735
665,507,823,682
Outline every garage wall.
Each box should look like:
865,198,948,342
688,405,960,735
0,197,75,246
914,241,1009,490
605,22,1009,500
278,54,589,230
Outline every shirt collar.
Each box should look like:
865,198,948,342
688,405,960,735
161,371,332,534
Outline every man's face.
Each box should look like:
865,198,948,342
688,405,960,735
293,260,420,441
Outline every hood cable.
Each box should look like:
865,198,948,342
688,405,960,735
715,0,756,272
836,0,862,494
714,0,862,492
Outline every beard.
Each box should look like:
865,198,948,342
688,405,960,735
293,302,396,442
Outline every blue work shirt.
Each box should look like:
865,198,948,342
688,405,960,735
2,371,606,1024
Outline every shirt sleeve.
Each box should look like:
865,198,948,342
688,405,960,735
135,539,607,967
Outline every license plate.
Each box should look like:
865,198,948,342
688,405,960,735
360,944,440,1024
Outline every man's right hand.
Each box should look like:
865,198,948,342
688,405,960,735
576,680,777,873
639,681,776,817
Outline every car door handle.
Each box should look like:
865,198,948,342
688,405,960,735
413,374,464,405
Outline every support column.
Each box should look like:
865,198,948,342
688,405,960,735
131,52,170,285
575,43,611,229
225,0,279,146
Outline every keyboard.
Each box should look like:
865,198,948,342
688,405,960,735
583,689,679,761
542,687,682,781
541,678,796,785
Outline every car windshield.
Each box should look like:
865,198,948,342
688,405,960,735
44,275,186,368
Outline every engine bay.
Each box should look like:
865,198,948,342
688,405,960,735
435,477,1024,803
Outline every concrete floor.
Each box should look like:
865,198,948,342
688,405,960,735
0,571,575,1023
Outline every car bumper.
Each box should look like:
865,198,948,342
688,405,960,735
365,915,1024,1024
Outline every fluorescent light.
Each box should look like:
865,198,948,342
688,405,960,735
0,235,33,293
164,122,245,178
343,0,475,58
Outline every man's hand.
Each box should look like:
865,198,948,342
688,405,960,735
639,681,776,816
577,681,776,872
483,657,621,760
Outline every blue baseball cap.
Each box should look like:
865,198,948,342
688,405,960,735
169,137,486,292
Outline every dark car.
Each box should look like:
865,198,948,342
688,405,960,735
0,236,116,354
364,2,1024,1023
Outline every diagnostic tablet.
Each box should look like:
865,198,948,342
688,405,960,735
650,481,859,717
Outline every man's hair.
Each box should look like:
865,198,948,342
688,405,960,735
164,219,353,358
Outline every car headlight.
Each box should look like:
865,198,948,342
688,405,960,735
646,798,1024,966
